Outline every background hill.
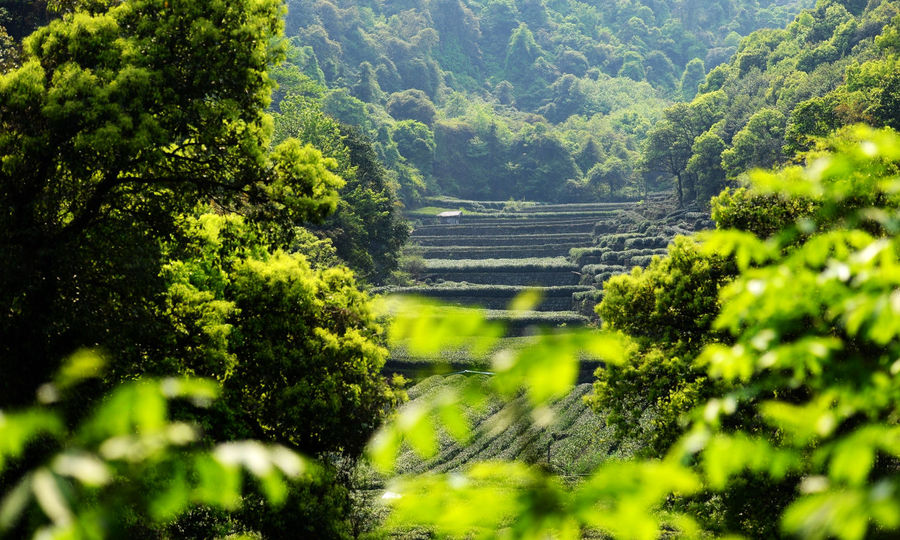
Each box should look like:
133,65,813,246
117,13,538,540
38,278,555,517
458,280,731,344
277,0,815,204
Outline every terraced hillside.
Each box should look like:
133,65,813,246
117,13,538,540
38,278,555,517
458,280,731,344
380,194,713,470
388,194,711,324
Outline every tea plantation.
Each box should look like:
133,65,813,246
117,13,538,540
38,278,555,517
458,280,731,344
380,194,713,469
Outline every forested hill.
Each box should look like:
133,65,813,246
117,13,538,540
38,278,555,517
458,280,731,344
644,0,900,208
277,0,814,204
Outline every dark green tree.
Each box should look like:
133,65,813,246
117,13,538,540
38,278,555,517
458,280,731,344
386,88,438,126
392,119,436,173
680,58,706,101
722,108,787,177
686,130,728,205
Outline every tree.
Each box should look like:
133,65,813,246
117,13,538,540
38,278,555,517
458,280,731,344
680,58,706,101
392,119,436,173
480,0,520,59
274,95,408,283
644,50,678,90
586,157,630,197
686,129,728,205
385,88,437,126
159,213,400,458
352,60,383,103
504,22,540,84
592,237,737,455
0,0,347,407
643,121,693,206
643,92,727,206
722,108,787,177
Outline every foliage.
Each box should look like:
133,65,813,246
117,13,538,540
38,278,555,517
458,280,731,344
280,0,813,203
157,212,400,458
273,94,410,283
0,2,405,536
0,0,345,406
591,236,737,455
643,0,900,205
0,352,310,539
369,127,900,540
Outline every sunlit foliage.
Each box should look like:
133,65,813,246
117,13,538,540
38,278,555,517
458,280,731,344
370,127,900,539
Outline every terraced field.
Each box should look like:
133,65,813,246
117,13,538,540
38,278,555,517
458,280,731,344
379,194,713,469
393,375,640,476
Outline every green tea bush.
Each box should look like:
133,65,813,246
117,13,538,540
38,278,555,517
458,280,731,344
624,236,669,250
413,234,591,247
595,232,643,250
377,285,590,311
422,245,584,259
569,247,608,266
413,221,597,237
424,258,577,272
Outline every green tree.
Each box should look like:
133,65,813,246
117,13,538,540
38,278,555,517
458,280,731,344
504,22,540,84
644,121,693,206
385,88,437,126
722,108,787,177
392,119,436,173
592,237,737,455
644,92,726,205
586,157,631,197
0,0,345,407
352,60,383,103
274,95,409,282
159,213,400,458
680,58,706,101
686,129,728,205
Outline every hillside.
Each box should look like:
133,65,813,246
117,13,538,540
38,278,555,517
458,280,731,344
642,0,900,207
278,0,814,204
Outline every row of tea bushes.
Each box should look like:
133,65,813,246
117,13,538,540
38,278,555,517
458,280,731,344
376,284,592,311
393,377,631,476
570,246,668,267
579,264,629,287
417,211,620,223
573,289,605,316
422,271,580,286
412,243,585,259
412,232,593,247
599,248,669,266
423,257,578,271
413,220,597,237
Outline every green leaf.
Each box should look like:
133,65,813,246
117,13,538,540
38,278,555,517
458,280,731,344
509,288,543,312
55,349,105,390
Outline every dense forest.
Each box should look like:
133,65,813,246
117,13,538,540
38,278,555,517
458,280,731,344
5,1,900,539
276,0,815,203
